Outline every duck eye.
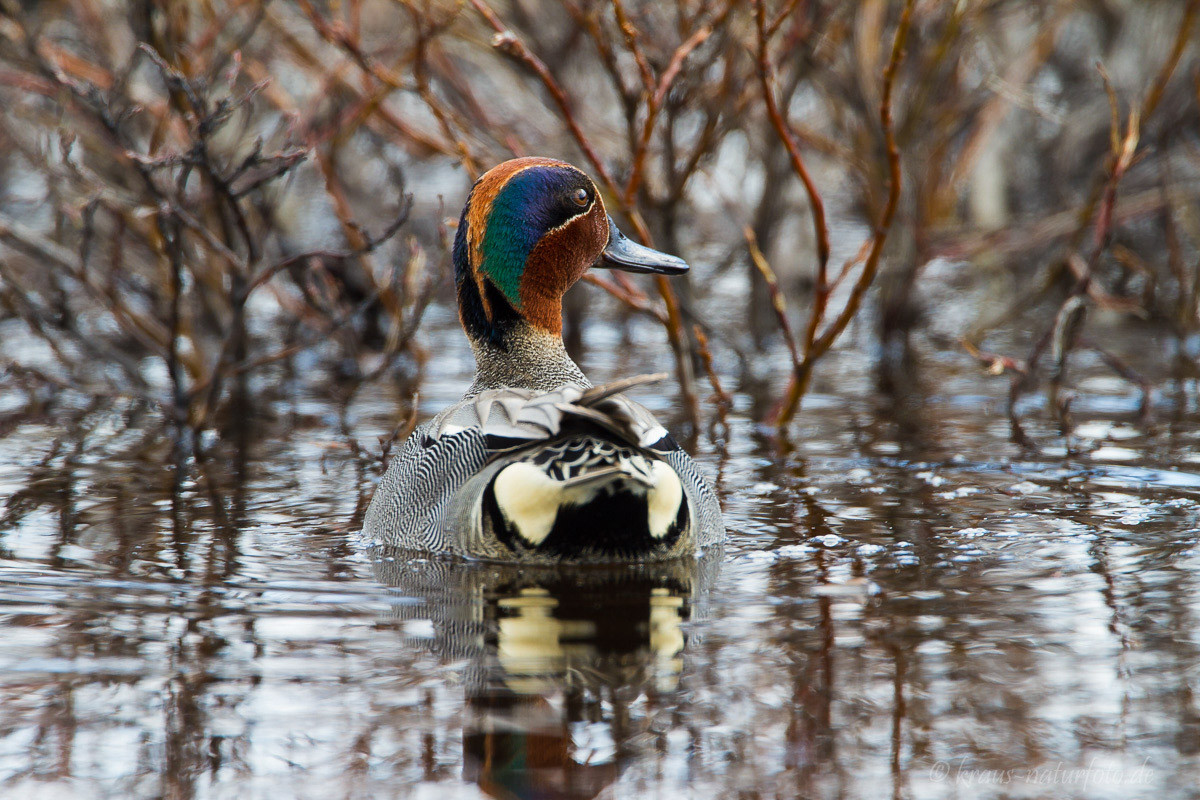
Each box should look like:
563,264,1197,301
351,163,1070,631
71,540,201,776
571,188,589,207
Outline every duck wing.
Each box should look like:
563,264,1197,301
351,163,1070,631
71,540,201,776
429,373,670,449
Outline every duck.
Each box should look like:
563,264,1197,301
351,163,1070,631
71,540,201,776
363,157,723,562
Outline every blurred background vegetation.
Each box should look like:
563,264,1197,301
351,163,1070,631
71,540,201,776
1,0,1198,456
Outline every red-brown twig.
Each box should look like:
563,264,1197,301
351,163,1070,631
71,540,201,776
623,21,715,206
768,0,915,427
1141,0,1200,122
694,324,732,428
380,391,420,469
471,0,617,191
610,0,654,96
581,273,666,323
983,88,1144,447
746,227,802,373
961,340,1027,377
754,0,831,307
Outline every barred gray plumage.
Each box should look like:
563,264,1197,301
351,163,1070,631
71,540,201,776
363,375,724,562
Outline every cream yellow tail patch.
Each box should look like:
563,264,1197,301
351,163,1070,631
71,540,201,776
646,461,684,538
493,462,563,545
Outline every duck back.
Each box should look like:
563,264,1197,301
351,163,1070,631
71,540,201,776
363,379,723,562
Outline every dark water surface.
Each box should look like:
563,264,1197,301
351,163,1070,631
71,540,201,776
3,314,1199,799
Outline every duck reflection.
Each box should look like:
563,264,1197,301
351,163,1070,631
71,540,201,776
371,550,719,800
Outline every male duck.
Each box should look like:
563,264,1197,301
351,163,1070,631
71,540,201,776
364,157,723,561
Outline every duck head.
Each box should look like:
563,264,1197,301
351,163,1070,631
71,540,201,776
453,157,688,345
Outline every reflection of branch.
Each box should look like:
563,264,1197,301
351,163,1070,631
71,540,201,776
1086,342,1152,419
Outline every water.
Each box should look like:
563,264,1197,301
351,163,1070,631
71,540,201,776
2,313,1199,799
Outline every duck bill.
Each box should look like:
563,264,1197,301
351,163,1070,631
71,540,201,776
597,217,689,275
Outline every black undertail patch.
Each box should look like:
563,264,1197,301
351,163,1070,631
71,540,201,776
485,477,688,561
648,433,679,453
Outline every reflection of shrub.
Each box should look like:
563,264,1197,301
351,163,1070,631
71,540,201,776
1,1,1198,448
